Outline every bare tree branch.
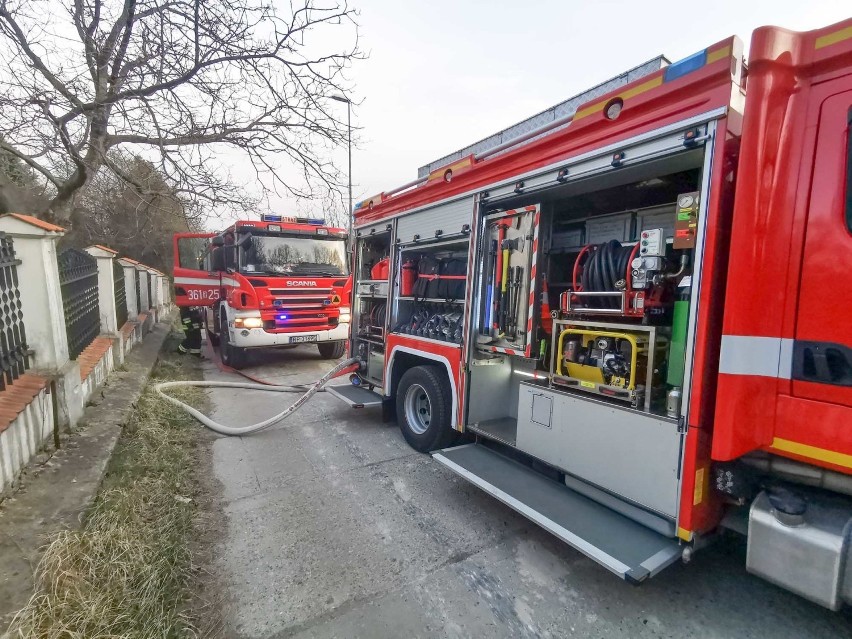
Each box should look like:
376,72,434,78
0,0,362,224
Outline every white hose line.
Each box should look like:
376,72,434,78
155,357,359,436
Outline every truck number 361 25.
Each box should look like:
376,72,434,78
187,288,220,301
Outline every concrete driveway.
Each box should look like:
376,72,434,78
203,346,852,639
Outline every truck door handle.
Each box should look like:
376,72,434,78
791,341,852,386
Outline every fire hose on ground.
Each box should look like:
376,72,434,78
154,357,359,436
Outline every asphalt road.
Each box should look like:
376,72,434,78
203,346,852,639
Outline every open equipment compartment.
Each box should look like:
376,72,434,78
474,206,540,357
391,236,469,346
464,140,708,522
352,224,394,384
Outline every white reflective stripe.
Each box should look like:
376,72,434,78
174,276,217,286
719,335,794,379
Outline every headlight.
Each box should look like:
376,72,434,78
339,306,351,323
234,317,264,329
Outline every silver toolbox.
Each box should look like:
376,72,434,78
515,382,682,517
357,280,389,297
367,349,385,382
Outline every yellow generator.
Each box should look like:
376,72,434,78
553,324,665,407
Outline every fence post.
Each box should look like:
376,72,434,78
84,245,119,334
0,214,84,429
149,269,164,317
117,258,139,319
136,266,150,312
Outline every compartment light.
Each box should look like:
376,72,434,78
611,151,626,167
556,168,569,182
604,98,624,120
514,181,525,194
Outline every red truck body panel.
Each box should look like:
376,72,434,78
713,19,852,475
353,18,852,541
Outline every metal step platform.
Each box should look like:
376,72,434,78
432,443,683,583
325,383,384,408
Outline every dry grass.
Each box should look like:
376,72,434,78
8,349,205,639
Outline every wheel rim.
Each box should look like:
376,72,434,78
404,383,432,435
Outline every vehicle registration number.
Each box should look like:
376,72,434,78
290,335,318,343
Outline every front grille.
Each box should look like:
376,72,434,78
269,288,333,295
268,287,333,310
263,315,338,333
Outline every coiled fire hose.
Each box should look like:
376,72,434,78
155,357,359,436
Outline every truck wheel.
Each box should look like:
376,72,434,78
318,341,345,359
206,327,220,347
396,365,458,453
220,312,247,369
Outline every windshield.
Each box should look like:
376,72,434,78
238,232,349,276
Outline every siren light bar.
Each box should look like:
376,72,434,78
261,214,326,225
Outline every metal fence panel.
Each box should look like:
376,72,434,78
58,248,99,360
0,233,29,390
114,260,128,327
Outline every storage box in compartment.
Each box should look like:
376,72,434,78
636,204,676,241
367,349,385,381
585,212,633,244
515,382,681,517
357,280,389,297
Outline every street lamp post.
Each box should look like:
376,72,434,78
330,95,352,229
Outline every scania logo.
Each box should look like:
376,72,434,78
286,280,318,286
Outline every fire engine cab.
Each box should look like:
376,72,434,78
174,216,351,368
328,18,852,609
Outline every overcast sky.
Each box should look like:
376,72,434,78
220,0,850,225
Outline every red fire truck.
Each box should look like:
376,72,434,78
327,18,852,609
174,215,351,368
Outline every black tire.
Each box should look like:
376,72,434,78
206,326,220,347
396,365,459,453
317,341,346,359
220,311,248,369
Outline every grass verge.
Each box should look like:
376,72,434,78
8,343,207,638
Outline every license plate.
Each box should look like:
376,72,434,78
290,335,318,343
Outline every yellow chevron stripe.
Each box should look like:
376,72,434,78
706,46,731,64
770,437,852,469
573,75,664,121
815,25,852,50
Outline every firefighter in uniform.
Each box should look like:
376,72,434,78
178,306,202,355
